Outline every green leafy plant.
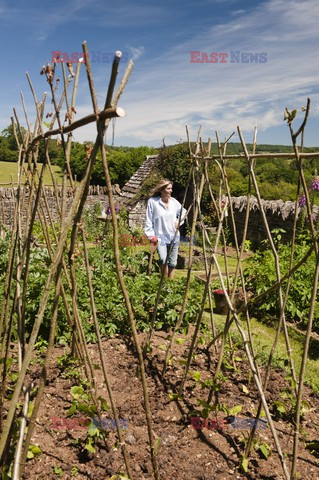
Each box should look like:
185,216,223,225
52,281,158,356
57,354,82,381
244,229,319,331
271,375,311,422
53,465,63,476
34,338,48,355
305,440,319,458
2,221,205,345
70,466,79,476
27,444,42,459
68,385,97,416
255,440,272,460
239,433,272,473
67,382,110,456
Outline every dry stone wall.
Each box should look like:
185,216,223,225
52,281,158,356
0,186,116,229
127,195,308,244
0,185,312,246
225,195,303,247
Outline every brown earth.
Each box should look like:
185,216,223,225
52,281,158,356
21,330,319,480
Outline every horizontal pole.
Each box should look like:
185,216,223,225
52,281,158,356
27,106,125,152
201,152,319,160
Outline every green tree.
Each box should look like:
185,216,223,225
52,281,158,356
0,124,27,162
62,144,157,186
156,143,191,191
1,124,26,150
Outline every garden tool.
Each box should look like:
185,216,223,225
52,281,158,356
147,240,157,275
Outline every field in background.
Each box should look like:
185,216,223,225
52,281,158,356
0,161,63,185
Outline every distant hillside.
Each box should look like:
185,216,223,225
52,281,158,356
154,142,319,204
2,121,319,195
0,161,64,186
199,142,319,155
0,125,157,187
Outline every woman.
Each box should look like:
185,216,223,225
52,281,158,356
144,179,187,279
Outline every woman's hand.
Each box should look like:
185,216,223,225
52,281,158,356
149,236,158,245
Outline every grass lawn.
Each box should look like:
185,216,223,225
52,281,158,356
133,242,247,283
132,244,319,393
92,240,319,395
0,161,64,185
174,253,244,282
203,311,319,394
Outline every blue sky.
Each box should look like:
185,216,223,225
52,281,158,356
1,0,319,147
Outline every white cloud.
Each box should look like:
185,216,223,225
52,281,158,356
5,0,318,147
125,46,145,61
106,0,319,145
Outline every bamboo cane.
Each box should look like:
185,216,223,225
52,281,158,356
87,49,160,479
0,60,127,461
81,228,134,479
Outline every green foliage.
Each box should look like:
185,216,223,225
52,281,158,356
37,138,65,166
271,373,311,422
0,138,17,162
107,146,157,186
257,180,297,201
0,124,66,167
0,227,10,272
255,440,272,460
52,465,63,476
68,385,97,416
57,354,82,380
157,143,192,192
67,383,110,457
154,141,319,204
244,230,319,331
82,203,104,242
0,240,59,344
34,339,48,355
22,247,59,340
240,456,249,473
239,434,272,473
0,124,26,162
81,247,204,338
27,444,42,459
7,215,204,344
0,123,157,185
63,144,157,187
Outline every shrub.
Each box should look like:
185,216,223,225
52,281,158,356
8,239,205,343
244,230,318,331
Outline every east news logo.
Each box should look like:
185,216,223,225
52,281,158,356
190,51,267,63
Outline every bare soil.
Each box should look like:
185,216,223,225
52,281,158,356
22,330,319,480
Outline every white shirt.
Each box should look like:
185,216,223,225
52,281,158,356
144,196,187,245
